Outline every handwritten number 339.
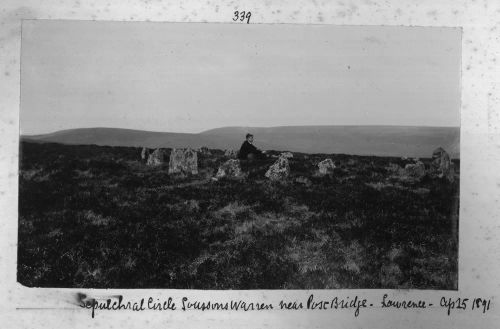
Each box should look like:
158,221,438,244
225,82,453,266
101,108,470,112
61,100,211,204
233,11,251,24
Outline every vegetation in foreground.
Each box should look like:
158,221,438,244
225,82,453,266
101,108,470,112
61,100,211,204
18,141,459,289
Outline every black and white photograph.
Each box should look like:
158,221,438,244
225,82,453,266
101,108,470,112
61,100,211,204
18,20,461,290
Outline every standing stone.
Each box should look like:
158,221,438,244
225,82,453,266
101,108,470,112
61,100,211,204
146,148,168,166
280,152,293,158
141,147,150,161
430,147,453,180
265,156,290,181
318,158,336,175
215,159,244,179
168,148,198,175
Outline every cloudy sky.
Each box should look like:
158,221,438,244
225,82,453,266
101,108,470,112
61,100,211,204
21,20,461,135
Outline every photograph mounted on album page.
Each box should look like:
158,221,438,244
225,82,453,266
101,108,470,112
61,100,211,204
1,1,499,328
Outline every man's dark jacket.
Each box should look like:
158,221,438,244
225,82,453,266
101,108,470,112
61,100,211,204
238,141,263,160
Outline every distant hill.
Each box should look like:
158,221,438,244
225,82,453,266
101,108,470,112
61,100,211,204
22,126,460,158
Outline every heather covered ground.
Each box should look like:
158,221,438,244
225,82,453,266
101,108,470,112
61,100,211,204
18,141,459,289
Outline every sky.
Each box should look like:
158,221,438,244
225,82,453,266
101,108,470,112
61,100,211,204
21,20,461,135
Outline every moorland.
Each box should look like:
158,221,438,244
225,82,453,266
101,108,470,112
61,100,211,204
18,141,459,289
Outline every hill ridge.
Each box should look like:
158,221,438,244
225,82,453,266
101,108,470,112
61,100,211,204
22,126,460,158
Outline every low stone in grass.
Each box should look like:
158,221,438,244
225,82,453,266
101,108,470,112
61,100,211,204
265,156,290,181
215,159,244,179
387,161,425,182
404,161,426,180
318,158,335,176
168,148,198,175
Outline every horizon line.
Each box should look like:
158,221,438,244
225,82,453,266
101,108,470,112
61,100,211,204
22,124,461,137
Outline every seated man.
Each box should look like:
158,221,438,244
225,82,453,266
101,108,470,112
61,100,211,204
238,133,266,160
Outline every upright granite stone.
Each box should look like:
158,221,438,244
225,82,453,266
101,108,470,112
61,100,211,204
215,159,243,179
430,147,454,181
168,148,198,175
318,158,336,175
141,147,151,161
146,148,168,166
265,156,290,181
